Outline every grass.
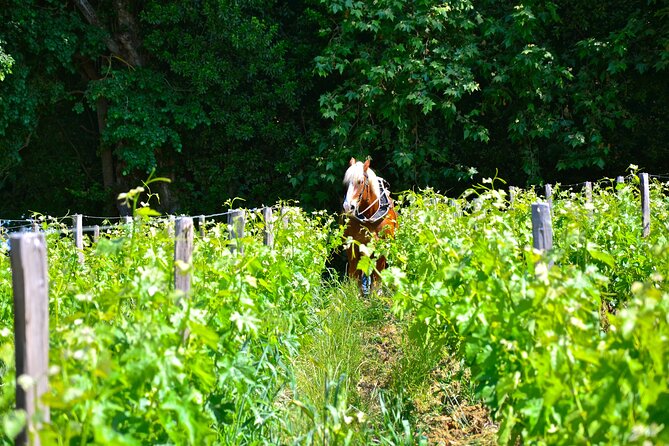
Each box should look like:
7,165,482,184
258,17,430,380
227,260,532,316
293,280,369,411
284,277,497,445
284,279,371,443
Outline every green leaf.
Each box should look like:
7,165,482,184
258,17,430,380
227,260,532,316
586,243,615,268
135,207,161,217
2,410,26,441
189,322,220,349
356,256,374,275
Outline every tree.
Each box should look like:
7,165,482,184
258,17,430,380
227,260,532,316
0,1,102,214
313,0,484,191
313,0,669,189
1,0,667,216
0,0,324,215
137,0,320,212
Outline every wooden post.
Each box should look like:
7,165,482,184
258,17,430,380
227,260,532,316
198,215,205,237
228,209,245,254
262,207,274,247
10,233,50,446
281,207,292,229
449,199,461,217
615,176,625,195
73,214,84,263
545,184,553,210
640,173,650,237
123,216,133,237
174,217,194,295
92,225,100,243
584,181,592,205
168,215,175,237
531,203,553,270
509,186,516,207
31,220,39,232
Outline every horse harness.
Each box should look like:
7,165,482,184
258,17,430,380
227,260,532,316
352,176,393,224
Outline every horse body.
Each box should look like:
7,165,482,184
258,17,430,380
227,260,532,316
342,158,398,292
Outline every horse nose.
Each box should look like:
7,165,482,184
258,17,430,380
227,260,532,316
343,199,356,214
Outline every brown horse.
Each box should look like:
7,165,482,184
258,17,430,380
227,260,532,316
342,157,398,294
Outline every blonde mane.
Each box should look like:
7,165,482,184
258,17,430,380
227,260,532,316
343,161,381,198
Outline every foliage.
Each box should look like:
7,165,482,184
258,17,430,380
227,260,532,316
0,0,325,215
312,0,669,189
313,0,483,187
0,41,13,82
0,207,338,444
0,2,81,194
3,176,669,443
386,178,669,444
1,0,668,215
0,202,432,444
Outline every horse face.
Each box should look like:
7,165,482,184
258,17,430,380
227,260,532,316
342,159,371,215
343,180,362,214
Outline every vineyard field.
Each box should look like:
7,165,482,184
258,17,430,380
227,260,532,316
386,173,669,445
1,172,669,445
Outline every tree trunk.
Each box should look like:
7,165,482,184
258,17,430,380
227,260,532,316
75,0,147,214
96,98,115,190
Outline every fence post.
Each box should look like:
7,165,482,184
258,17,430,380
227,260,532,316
615,176,625,196
545,184,553,210
198,215,205,237
280,207,292,229
471,197,483,212
168,215,175,237
10,233,50,446
92,225,100,243
531,202,553,270
262,207,274,247
509,186,516,207
584,181,592,204
31,219,39,232
449,199,461,217
174,217,193,295
228,209,245,254
640,172,650,237
123,216,133,237
73,214,83,263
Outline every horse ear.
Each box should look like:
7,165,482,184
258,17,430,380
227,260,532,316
349,157,356,166
363,159,370,171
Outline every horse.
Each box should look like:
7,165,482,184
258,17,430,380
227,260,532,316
341,157,398,294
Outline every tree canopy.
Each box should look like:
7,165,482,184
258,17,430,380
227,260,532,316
0,0,667,216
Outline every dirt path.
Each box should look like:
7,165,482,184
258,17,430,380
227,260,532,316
356,298,498,445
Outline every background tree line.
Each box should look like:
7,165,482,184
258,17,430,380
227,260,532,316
0,0,667,217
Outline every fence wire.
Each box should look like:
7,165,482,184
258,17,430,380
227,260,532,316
0,205,289,238
1,171,666,236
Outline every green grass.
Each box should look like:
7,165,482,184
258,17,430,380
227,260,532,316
285,276,489,445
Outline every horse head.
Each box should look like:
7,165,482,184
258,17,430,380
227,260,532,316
342,157,381,218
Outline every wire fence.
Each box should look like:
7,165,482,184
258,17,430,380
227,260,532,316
1,171,667,237
0,205,288,237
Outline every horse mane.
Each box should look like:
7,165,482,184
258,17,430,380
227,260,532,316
343,161,381,199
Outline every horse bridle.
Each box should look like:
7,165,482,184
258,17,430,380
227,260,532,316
351,173,383,221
